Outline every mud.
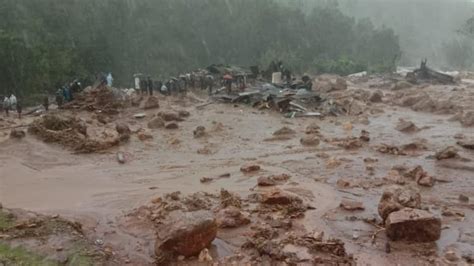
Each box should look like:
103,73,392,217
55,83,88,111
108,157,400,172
1,75,474,265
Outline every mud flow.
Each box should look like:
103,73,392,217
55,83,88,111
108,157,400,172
1,74,474,265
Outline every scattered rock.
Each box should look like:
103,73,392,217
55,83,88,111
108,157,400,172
115,123,131,141
434,146,459,160
220,189,242,209
158,111,184,122
164,122,179,130
444,250,459,262
339,200,365,211
305,123,320,134
459,194,469,202
385,208,441,242
300,135,320,146
240,164,261,173
273,126,296,136
395,119,419,133
405,166,435,187
417,175,435,187
369,90,383,103
460,111,474,127
216,206,250,228
10,129,25,139
193,126,206,138
383,170,405,185
147,117,165,129
156,210,217,257
198,248,213,262
257,176,276,186
261,189,302,205
133,113,146,119
457,140,474,150
378,186,421,221
360,130,370,142
143,96,160,109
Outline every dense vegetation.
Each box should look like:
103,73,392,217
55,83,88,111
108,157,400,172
0,0,400,98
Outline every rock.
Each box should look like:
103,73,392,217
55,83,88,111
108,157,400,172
273,126,295,136
10,129,25,139
144,96,160,109
240,164,260,173
434,146,459,160
336,178,352,188
305,123,320,134
116,152,126,164
200,177,213,183
193,126,206,138
257,176,276,186
391,81,412,91
395,119,419,133
133,113,146,119
270,174,291,182
385,208,441,242
300,135,320,146
115,123,131,136
216,206,250,228
158,111,183,122
360,130,370,142
137,129,153,141
334,77,347,91
164,122,179,130
378,186,421,221
460,111,474,127
339,200,365,211
178,110,190,118
369,90,383,103
220,189,242,208
261,189,302,205
457,140,474,150
198,248,213,262
313,231,324,241
444,250,459,262
459,194,469,202
156,211,217,257
417,175,435,187
147,117,165,129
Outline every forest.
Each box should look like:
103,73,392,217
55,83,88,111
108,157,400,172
0,0,401,98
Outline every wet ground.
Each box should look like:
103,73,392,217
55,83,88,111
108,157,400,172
1,78,474,265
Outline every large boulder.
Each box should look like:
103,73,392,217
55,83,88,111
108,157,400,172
385,208,441,242
300,135,320,146
378,186,421,221
158,111,184,122
147,117,165,129
155,211,217,257
115,123,131,142
144,96,159,109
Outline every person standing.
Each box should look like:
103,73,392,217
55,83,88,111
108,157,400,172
3,96,10,117
43,94,49,112
106,72,113,87
16,100,22,119
147,76,153,96
56,88,64,108
9,94,17,111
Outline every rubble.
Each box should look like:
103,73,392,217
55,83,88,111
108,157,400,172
158,111,184,122
193,126,206,138
378,186,421,221
273,126,295,136
305,123,320,134
260,189,302,205
339,200,365,211
216,206,250,228
257,176,276,186
385,208,441,242
240,164,261,173
155,210,217,258
164,122,179,130
395,119,419,133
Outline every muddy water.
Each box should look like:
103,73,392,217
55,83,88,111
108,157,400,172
1,91,473,264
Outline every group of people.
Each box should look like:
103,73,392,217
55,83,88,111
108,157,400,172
55,80,81,108
2,94,21,118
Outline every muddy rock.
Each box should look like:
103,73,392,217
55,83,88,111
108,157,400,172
434,146,459,160
156,210,217,257
10,129,26,139
459,194,469,202
261,189,302,205
147,117,165,129
300,135,320,146
460,111,474,127
385,208,441,242
240,164,261,173
143,96,160,109
257,176,276,186
378,186,421,221
137,129,153,141
334,77,348,91
216,206,250,228
198,248,213,262
360,130,370,142
178,110,190,118
220,189,242,209
305,123,320,134
391,81,413,91
273,126,295,136
395,119,419,133
457,139,474,150
158,111,184,122
417,175,435,187
165,122,179,130
369,90,383,103
339,200,365,211
193,126,206,138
